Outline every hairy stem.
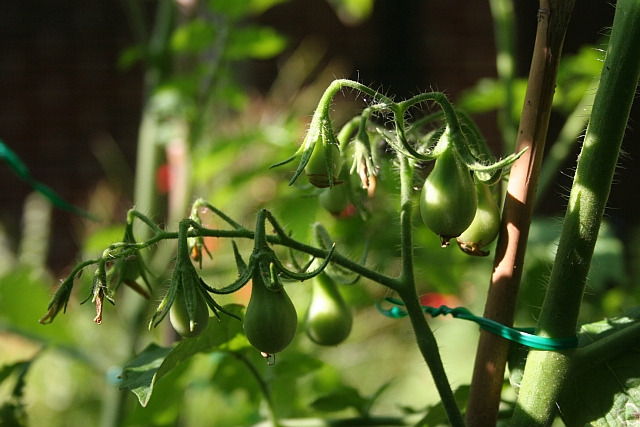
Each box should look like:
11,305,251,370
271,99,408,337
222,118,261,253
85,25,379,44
466,1,574,425
512,0,640,424
395,154,464,427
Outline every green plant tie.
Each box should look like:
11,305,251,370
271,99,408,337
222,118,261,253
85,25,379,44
376,297,578,351
0,139,97,220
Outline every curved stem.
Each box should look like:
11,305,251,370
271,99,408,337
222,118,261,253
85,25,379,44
318,80,396,118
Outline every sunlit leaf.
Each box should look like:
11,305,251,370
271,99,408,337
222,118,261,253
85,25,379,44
226,26,287,60
171,19,216,54
325,0,375,25
82,225,125,254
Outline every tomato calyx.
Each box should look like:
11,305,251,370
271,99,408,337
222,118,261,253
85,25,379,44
148,219,239,337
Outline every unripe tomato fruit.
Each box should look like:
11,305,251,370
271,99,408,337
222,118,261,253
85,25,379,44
170,287,209,338
305,143,342,188
318,184,349,215
305,273,352,346
243,275,298,354
420,144,477,246
457,182,501,256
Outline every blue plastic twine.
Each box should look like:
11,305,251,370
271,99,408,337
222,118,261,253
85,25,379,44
376,297,578,351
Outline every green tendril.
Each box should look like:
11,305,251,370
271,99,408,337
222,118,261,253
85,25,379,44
376,297,578,351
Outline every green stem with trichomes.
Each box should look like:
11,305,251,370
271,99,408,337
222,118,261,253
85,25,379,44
512,0,640,424
395,154,464,427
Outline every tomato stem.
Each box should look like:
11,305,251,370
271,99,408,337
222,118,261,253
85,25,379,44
396,154,465,427
512,0,640,423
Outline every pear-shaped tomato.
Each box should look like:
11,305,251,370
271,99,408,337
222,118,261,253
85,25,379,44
170,286,209,338
305,142,342,188
243,275,298,354
305,273,352,346
318,184,349,215
457,182,501,256
420,144,477,246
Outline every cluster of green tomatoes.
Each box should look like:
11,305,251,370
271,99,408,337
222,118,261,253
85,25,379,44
304,121,503,257
203,82,522,356
168,223,353,356
41,82,521,360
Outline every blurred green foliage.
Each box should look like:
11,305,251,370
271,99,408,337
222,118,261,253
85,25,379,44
1,1,638,426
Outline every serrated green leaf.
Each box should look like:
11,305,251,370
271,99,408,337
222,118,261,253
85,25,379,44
120,305,245,406
558,307,640,426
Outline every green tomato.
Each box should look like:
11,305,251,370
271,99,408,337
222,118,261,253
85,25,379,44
243,273,298,354
318,184,349,214
170,286,209,338
457,182,501,256
305,143,342,188
305,273,352,346
420,144,477,245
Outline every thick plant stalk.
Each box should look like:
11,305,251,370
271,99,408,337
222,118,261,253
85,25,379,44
512,1,640,425
465,1,574,425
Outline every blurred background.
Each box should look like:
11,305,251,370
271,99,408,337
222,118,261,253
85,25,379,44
0,1,637,426
1,0,632,272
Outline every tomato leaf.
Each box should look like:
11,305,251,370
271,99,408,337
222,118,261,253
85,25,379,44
120,304,245,406
310,385,367,414
558,306,640,426
414,385,470,426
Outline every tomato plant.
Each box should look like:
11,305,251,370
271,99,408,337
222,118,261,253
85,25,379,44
3,1,640,427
